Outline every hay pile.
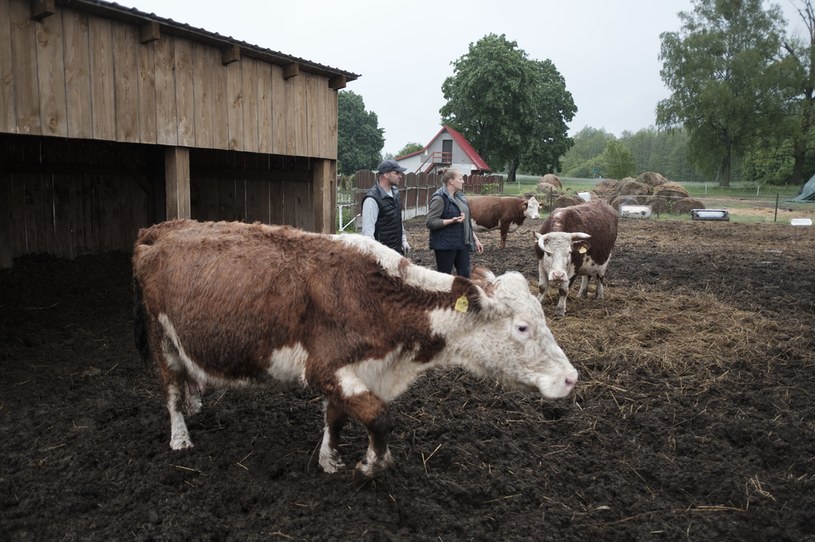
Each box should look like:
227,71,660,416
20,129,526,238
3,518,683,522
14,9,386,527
538,173,563,189
604,173,703,214
544,284,810,399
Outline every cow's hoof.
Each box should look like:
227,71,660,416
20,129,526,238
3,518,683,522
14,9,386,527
319,451,346,474
553,310,565,318
170,436,193,450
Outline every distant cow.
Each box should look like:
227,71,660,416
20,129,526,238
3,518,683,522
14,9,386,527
534,200,618,317
133,219,577,477
469,195,540,248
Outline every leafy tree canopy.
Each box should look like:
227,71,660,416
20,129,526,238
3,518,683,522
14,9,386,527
440,34,576,182
396,142,424,158
337,90,384,175
657,0,787,186
601,140,636,179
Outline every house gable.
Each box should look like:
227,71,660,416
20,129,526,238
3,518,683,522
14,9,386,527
395,126,491,175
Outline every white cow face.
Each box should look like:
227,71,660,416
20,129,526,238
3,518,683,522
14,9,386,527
535,231,591,284
525,196,541,220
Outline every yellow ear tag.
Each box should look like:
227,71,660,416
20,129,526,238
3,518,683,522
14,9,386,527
454,295,469,313
579,245,588,254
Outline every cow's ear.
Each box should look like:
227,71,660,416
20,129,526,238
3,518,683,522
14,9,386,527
451,277,486,313
470,266,496,293
574,240,591,254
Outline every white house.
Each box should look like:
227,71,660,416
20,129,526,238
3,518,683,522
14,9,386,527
395,125,491,175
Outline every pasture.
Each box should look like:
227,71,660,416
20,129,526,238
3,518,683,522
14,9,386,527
1,217,814,540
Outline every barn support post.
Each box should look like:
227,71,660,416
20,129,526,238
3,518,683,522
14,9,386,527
312,158,336,233
165,147,191,219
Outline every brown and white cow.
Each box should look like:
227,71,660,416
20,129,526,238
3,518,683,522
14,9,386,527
133,219,577,477
469,195,540,248
534,200,618,317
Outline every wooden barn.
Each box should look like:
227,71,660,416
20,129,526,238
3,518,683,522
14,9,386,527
0,0,358,268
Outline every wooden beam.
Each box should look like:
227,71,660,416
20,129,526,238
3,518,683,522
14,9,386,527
283,62,299,80
165,147,191,219
221,45,240,65
328,75,347,90
139,22,160,44
30,0,55,21
311,159,335,233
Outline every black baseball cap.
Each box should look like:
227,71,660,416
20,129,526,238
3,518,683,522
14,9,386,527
377,159,407,174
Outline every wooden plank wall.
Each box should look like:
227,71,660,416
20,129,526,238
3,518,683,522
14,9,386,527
1,135,158,258
0,0,339,159
1,136,329,260
189,150,315,231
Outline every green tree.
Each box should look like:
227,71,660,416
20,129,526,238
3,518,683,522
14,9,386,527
777,0,815,184
601,140,636,179
396,142,424,158
337,90,384,175
657,0,786,186
561,127,615,175
518,60,577,175
440,34,575,182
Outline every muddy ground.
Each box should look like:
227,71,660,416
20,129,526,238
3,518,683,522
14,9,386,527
1,216,814,541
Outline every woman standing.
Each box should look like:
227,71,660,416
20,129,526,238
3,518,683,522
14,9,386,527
426,168,484,277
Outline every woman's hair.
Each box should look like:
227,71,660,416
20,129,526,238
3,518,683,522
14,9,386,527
440,168,461,185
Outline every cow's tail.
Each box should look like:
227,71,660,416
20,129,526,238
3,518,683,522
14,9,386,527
132,277,151,363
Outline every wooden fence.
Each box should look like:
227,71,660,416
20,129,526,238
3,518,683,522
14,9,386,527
337,170,503,231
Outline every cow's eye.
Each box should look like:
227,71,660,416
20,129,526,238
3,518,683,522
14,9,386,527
514,322,532,338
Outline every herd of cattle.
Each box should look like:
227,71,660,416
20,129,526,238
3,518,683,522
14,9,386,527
131,195,618,477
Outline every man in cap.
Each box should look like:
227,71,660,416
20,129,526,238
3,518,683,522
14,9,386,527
361,159,411,255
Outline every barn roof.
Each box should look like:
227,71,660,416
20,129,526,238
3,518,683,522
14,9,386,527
62,0,360,84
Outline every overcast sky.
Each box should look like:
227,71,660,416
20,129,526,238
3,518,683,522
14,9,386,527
124,0,805,156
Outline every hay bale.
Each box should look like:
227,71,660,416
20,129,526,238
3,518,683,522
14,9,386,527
554,194,584,208
614,178,652,197
637,172,669,188
537,182,561,194
539,174,562,189
672,197,705,214
645,196,671,214
594,179,619,196
653,182,690,199
609,194,647,210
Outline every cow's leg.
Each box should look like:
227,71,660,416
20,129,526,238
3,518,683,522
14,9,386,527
154,329,194,450
319,400,349,473
537,262,549,303
166,380,193,449
595,272,605,299
577,275,590,299
183,380,204,415
555,283,569,317
339,391,393,477
499,222,510,249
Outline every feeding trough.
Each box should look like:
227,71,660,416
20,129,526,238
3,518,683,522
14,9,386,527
790,218,812,226
691,209,729,221
619,204,652,219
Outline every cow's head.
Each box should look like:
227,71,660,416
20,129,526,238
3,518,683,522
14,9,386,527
535,231,591,284
524,196,541,220
444,266,578,399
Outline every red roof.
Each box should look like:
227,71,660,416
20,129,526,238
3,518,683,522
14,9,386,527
439,125,491,172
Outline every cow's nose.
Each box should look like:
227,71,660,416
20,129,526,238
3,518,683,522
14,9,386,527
550,270,567,283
